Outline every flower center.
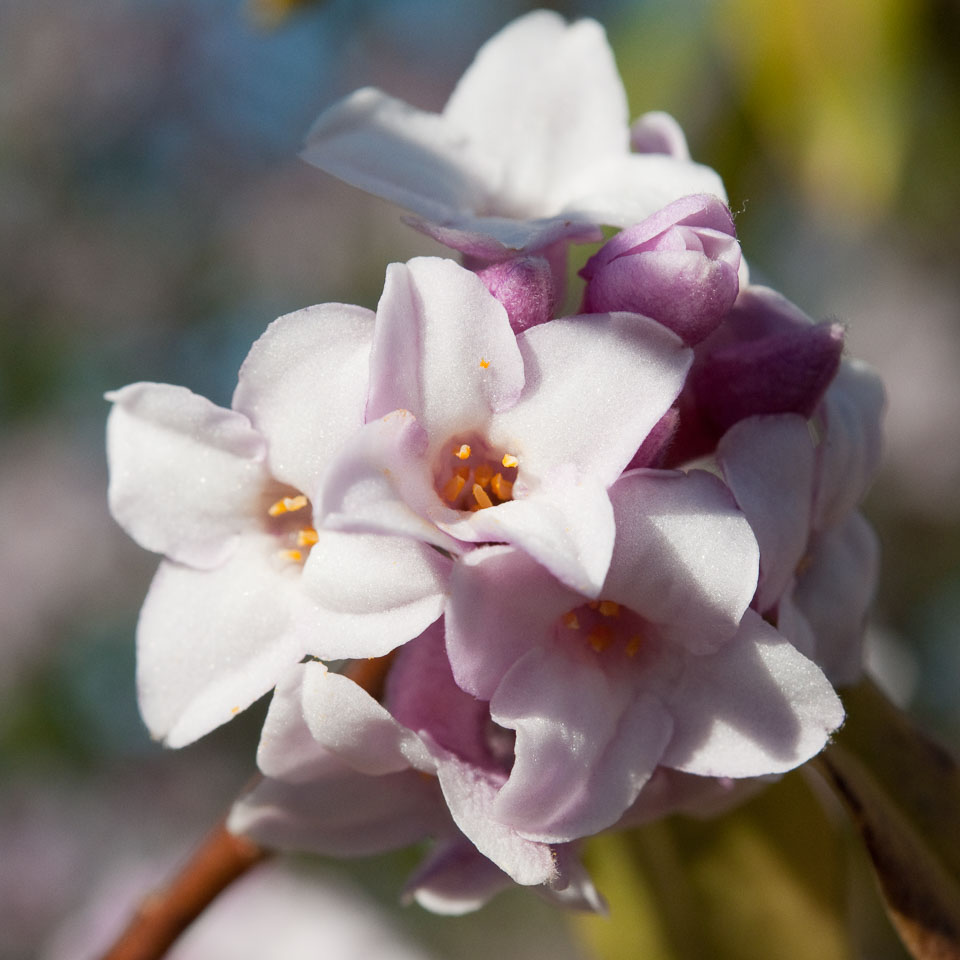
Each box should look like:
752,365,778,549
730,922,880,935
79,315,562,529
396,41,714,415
265,491,317,565
556,600,646,659
434,435,519,512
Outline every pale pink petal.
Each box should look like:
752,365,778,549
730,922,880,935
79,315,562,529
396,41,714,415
106,383,268,568
563,152,727,228
404,840,512,915
490,645,673,842
545,847,607,914
299,662,433,774
228,770,444,858
441,470,616,596
774,588,818,662
319,412,462,553
446,544,577,700
661,609,844,777
604,469,759,652
429,746,557,886
366,258,525,443
792,512,880,685
301,88,494,222
298,532,449,659
232,303,374,495
812,359,886,531
717,414,815,613
630,111,691,159
136,537,310,747
443,12,628,216
488,312,691,485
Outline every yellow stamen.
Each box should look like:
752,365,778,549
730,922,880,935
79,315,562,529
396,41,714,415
562,611,580,630
297,528,319,546
454,444,472,460
588,624,613,653
598,600,620,618
501,453,519,469
490,472,513,501
474,464,493,488
479,358,490,369
443,473,467,502
472,483,494,510
626,635,642,658
283,549,303,563
268,494,308,516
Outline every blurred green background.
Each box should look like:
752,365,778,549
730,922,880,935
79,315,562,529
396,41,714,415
1,0,958,957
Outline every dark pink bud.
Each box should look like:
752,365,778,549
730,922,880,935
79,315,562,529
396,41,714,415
579,194,741,345
474,255,557,333
693,321,845,431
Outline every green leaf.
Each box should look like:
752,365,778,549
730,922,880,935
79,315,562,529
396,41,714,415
815,679,960,960
573,772,851,960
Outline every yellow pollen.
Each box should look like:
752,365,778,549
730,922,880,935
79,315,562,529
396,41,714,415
283,549,303,563
443,473,467,502
454,444,472,460
598,600,620,618
472,483,493,510
490,472,513,501
268,494,308,516
588,624,613,653
562,611,580,630
297,528,319,547
474,464,494,488
501,453,519,469
626,635,642,658
479,358,490,369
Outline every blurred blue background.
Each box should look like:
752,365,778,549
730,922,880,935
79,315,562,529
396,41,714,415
1,0,958,956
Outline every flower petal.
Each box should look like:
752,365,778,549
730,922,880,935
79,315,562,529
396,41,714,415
232,303,374,495
490,645,673,842
446,544,577,700
366,258,525,442
604,469,759,652
299,531,449,659
136,537,309,746
717,414,815,613
443,11,629,216
489,312,691,485
404,840,512,916
301,87,494,222
661,609,844,777
106,383,268,568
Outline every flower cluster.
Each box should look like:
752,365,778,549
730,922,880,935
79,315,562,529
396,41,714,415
107,10,883,913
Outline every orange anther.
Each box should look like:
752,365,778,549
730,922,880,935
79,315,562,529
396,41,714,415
626,636,642,658
454,444,472,460
562,611,581,630
598,600,620,617
443,473,467,502
474,464,493,488
587,624,613,653
268,494,308,516
472,483,493,510
479,358,490,369
297,528,319,547
501,453,519,469
490,472,513,501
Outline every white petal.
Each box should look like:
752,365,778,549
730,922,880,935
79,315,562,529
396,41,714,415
106,383,268,568
444,12,629,217
563,152,728,227
299,531,449,659
604,469,759,652
233,303,375,495
662,609,844,777
136,537,309,746
489,312,691,486
302,87,494,221
299,662,433,774
717,414,815,613
366,258,525,445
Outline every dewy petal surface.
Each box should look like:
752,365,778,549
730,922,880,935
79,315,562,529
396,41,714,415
490,645,674,842
366,258,525,445
717,414,815,614
136,536,311,747
604,469,759,652
106,383,268,569
233,302,375,496
488,312,692,485
443,11,628,215
661,609,844,777
301,87,494,223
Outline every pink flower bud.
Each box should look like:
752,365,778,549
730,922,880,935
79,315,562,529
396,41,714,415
474,255,557,333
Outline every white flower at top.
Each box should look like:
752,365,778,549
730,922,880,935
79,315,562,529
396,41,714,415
302,10,726,259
